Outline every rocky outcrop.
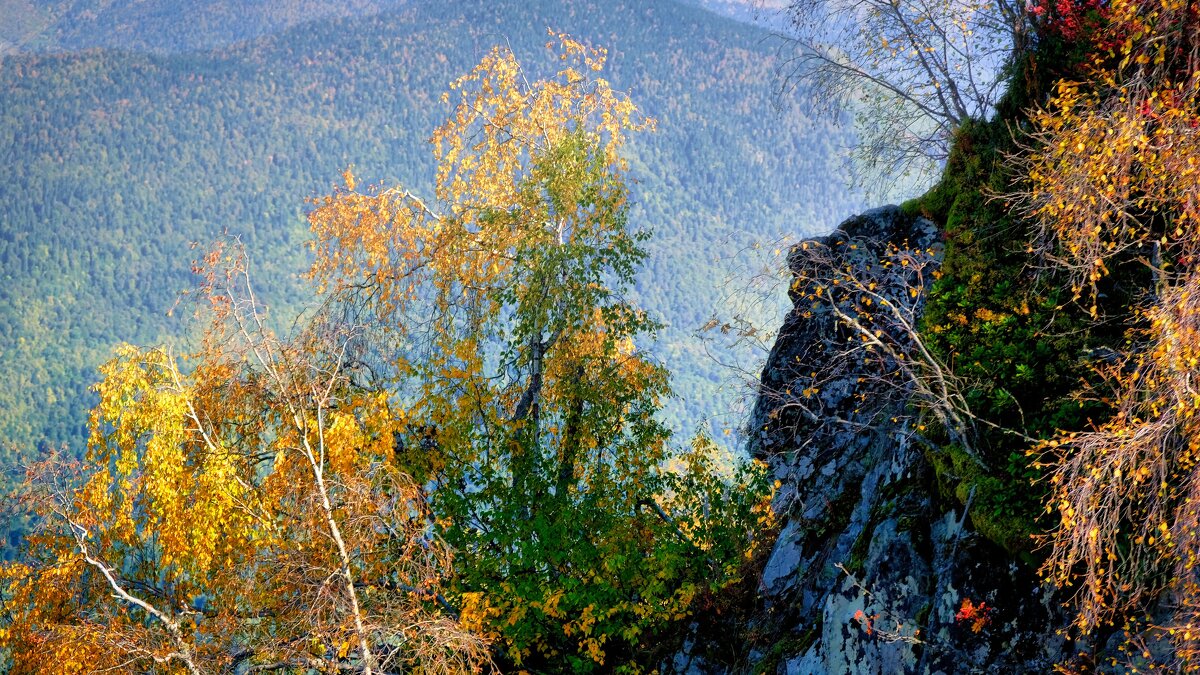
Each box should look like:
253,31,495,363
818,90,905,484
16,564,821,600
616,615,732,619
673,207,1076,673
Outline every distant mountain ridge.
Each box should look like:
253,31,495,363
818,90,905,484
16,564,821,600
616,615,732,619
1,0,780,54
0,0,863,547
1,0,411,53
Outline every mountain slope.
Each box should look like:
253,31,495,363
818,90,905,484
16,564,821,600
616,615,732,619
5,0,777,54
2,0,411,53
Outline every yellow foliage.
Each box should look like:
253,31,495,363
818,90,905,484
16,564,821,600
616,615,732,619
1024,1,1200,663
1,276,491,672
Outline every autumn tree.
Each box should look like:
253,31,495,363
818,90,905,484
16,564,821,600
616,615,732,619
0,242,491,674
306,34,774,672
780,0,1025,192
1013,0,1200,664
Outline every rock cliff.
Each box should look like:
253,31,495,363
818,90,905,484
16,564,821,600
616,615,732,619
672,206,1078,673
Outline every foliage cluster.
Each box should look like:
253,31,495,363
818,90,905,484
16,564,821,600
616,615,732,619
1,324,490,674
954,598,994,633
1012,0,1200,662
773,0,1200,663
898,0,1200,664
900,104,1116,555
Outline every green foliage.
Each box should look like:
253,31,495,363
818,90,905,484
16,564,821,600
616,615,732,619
12,0,410,53
907,102,1118,554
926,444,1038,557
449,435,772,673
302,40,777,671
0,36,777,671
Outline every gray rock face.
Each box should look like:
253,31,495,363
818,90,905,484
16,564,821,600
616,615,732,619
673,207,1075,673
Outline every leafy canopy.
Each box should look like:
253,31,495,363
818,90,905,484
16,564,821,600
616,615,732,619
309,33,773,672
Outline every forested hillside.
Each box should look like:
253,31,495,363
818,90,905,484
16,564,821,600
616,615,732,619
0,0,408,53
2,0,779,55
0,0,863,518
